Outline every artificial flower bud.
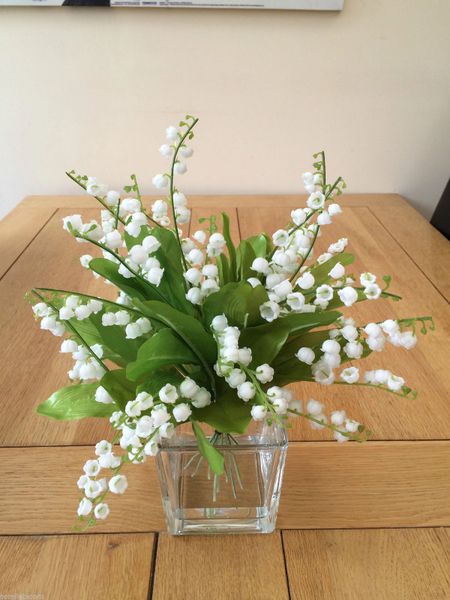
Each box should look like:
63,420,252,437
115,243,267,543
296,347,315,364
255,364,274,384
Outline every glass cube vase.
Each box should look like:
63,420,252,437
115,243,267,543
156,422,288,535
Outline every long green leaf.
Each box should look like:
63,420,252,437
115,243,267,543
191,421,224,475
125,225,194,312
90,313,143,364
241,310,341,366
89,258,168,304
137,369,183,397
133,299,217,393
240,324,291,367
245,233,272,258
273,329,331,367
309,252,355,286
100,369,136,410
151,228,195,313
221,212,237,280
216,253,231,286
193,382,252,434
271,360,313,386
236,240,256,280
127,328,199,382
202,281,268,329
36,383,115,420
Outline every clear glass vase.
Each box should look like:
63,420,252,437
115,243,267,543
156,421,288,535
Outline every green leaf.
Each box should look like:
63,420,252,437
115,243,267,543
240,323,291,367
100,369,136,410
236,240,256,280
127,328,199,382
309,253,355,285
125,225,193,312
216,253,231,286
271,359,313,387
202,281,268,329
221,212,237,280
151,228,194,313
137,369,183,397
242,310,341,366
124,224,153,250
276,310,341,336
273,329,331,367
193,381,252,434
36,383,115,420
89,258,152,301
133,299,217,392
90,313,143,364
246,233,272,258
33,290,131,367
191,421,225,475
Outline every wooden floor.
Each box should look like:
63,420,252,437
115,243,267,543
1,194,449,599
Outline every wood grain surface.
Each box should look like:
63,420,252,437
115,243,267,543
0,533,154,600
153,533,289,600
1,202,449,445
0,203,57,278
1,441,448,535
1,194,449,599
283,528,450,600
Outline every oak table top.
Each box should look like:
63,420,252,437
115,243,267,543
0,194,449,600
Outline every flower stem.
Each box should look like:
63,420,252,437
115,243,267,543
169,117,199,274
66,171,126,226
75,233,168,304
34,287,144,316
31,289,109,372
130,174,161,228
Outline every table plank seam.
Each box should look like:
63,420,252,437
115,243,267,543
147,532,159,600
2,525,449,539
0,207,58,282
280,531,293,600
3,437,450,449
367,206,449,306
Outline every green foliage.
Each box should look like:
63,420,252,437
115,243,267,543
192,380,252,434
236,240,256,280
270,359,313,387
89,258,151,301
279,310,341,335
124,224,153,249
36,383,115,420
137,369,183,397
90,313,143,365
216,253,231,286
242,310,341,367
127,328,198,382
191,421,225,475
125,226,193,312
202,281,268,329
151,227,194,314
273,329,331,367
326,288,401,310
309,253,354,285
245,233,272,258
240,322,291,367
100,369,136,411
133,299,217,392
221,212,237,280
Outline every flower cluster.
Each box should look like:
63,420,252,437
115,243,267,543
28,117,433,529
76,378,212,524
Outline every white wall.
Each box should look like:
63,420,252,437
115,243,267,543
0,0,449,220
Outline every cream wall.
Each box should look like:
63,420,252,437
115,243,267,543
0,0,449,220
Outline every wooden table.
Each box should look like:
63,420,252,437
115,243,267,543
1,194,450,599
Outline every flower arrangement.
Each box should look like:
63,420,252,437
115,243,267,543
28,115,434,529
